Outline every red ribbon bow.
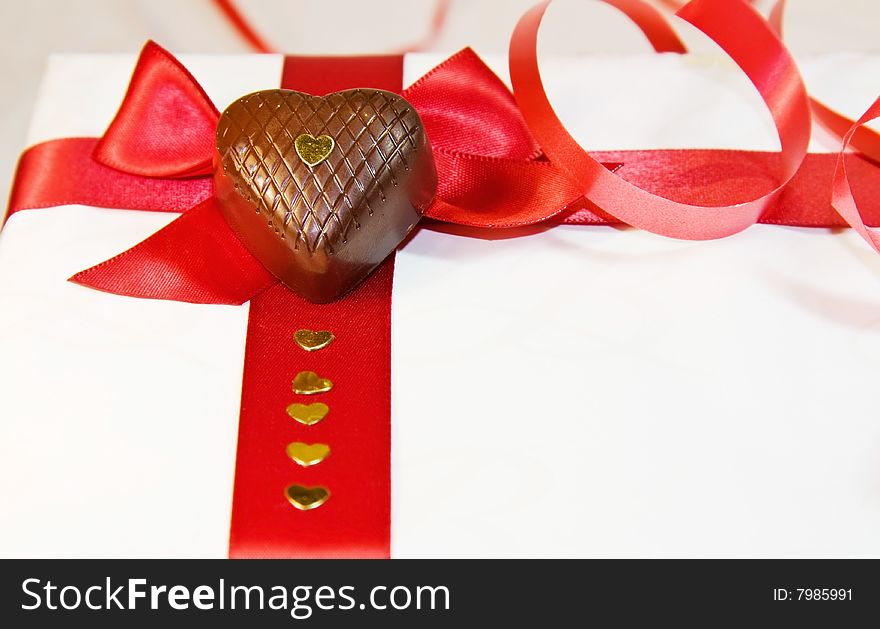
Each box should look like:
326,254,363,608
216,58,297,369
8,0,879,306
7,0,874,311
52,41,601,305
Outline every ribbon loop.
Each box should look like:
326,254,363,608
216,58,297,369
404,47,541,161
832,97,880,253
509,0,812,240
94,41,220,178
768,0,880,164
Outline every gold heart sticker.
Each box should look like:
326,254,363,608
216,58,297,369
294,133,334,167
292,371,333,395
294,329,335,352
286,402,329,426
286,442,331,467
285,484,330,510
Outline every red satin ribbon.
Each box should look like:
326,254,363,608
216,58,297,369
832,98,880,253
509,0,812,240
8,137,211,215
602,0,687,53
566,150,880,227
230,263,394,559
212,0,274,54
95,42,219,178
226,56,403,559
767,0,880,163
72,198,274,305
11,142,877,235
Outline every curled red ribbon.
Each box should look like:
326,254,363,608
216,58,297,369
769,0,880,164
509,0,813,240
833,98,880,253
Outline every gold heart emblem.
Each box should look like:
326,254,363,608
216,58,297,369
292,371,333,395
286,402,329,426
294,329,335,352
285,484,330,510
286,442,331,467
294,133,334,167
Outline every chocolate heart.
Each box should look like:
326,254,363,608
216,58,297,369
214,89,437,303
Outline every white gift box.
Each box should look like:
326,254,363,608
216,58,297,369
2,48,880,558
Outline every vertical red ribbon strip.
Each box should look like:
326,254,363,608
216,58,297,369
227,55,403,559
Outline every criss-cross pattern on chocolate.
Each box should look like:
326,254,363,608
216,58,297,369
216,89,423,255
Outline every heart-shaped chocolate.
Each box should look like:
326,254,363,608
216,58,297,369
214,89,437,303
